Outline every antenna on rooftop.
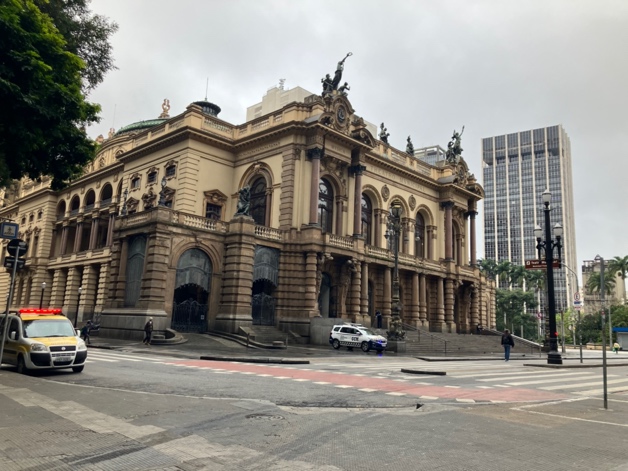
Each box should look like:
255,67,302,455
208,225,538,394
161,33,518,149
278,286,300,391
279,78,286,90
205,77,209,101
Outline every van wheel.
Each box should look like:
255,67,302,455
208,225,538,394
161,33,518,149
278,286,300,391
332,339,340,350
72,365,84,373
361,342,370,353
16,356,28,375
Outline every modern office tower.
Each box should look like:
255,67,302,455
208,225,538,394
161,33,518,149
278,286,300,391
414,145,447,166
482,125,578,316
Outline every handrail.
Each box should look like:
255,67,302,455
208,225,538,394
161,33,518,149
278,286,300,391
402,323,448,354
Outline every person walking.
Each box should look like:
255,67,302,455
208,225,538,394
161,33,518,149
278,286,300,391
80,320,92,345
613,342,620,354
501,329,515,361
376,310,382,329
143,317,154,345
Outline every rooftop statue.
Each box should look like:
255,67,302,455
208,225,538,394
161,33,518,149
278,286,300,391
234,185,251,217
379,123,390,144
406,136,414,156
338,82,350,97
446,126,465,164
321,52,352,96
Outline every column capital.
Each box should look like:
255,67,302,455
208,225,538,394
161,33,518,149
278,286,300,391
349,164,366,176
307,147,324,160
440,201,455,210
464,210,478,218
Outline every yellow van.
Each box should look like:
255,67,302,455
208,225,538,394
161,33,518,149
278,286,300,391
0,308,88,374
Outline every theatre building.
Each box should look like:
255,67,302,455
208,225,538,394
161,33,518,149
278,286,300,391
0,78,495,343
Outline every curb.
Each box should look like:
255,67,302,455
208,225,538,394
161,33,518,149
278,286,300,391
199,355,309,365
401,369,446,376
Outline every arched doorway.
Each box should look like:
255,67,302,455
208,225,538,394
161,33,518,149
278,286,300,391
171,248,212,332
318,273,333,318
251,246,279,325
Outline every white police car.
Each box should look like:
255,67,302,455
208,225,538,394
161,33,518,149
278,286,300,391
329,323,387,352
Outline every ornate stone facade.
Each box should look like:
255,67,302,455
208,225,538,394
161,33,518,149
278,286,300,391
0,87,495,341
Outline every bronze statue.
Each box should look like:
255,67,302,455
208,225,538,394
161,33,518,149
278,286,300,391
379,123,390,144
321,53,353,97
338,82,350,96
406,136,414,156
234,186,251,217
446,126,465,164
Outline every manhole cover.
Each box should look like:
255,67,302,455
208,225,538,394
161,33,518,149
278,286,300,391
245,413,284,421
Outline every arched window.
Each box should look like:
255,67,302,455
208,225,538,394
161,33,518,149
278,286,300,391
100,183,113,206
70,196,80,215
361,194,372,245
415,213,425,258
250,177,267,226
84,190,96,210
56,201,66,220
318,179,333,233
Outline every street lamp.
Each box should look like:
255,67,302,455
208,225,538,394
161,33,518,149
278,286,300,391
74,286,83,327
39,282,46,309
535,189,563,364
385,200,405,341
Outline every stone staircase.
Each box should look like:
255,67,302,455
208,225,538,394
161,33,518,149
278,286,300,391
247,325,291,345
373,326,542,357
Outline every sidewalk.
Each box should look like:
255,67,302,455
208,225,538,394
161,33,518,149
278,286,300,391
88,332,628,367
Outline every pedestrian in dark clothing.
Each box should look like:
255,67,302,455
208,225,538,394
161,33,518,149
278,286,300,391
80,321,92,345
143,317,154,345
376,310,382,328
476,324,483,334
501,329,515,361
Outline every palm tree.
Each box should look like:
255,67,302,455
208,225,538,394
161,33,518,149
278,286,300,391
585,272,616,298
478,258,498,281
496,260,512,288
608,256,628,305
508,264,527,288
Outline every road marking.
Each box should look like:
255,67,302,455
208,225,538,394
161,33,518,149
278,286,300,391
476,372,593,382
542,378,628,391
575,385,628,396
386,392,406,396
505,375,601,386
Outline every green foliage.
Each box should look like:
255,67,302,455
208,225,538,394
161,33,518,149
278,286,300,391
0,0,115,189
35,0,118,93
478,258,498,281
585,272,616,297
495,289,537,334
611,304,628,328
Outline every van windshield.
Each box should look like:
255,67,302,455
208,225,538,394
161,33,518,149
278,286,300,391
23,320,76,338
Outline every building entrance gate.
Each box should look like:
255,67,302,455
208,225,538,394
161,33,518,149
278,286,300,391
171,249,211,333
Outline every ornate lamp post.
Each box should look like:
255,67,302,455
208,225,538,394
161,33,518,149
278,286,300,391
534,189,563,365
385,200,405,341
39,282,46,309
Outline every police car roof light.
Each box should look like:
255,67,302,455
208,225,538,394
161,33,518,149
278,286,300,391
18,308,63,316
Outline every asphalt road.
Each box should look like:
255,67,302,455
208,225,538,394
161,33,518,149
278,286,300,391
1,349,628,470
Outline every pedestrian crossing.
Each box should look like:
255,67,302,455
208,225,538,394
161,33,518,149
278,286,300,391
85,350,628,400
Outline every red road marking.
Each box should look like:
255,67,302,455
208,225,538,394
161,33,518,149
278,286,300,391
168,360,568,403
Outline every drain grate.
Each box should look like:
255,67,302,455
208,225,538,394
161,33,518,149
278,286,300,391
245,413,284,421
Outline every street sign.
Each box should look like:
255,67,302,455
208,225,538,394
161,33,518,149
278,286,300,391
3,256,25,270
525,259,562,270
6,238,28,257
0,222,18,240
573,291,583,310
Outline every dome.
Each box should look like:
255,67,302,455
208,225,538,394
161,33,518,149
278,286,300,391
114,119,168,136
193,100,221,117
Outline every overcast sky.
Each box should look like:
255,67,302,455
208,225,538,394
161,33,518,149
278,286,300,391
88,0,628,277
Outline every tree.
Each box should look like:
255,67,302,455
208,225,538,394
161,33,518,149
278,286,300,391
0,0,116,189
496,289,537,334
608,256,628,305
508,264,527,288
35,0,118,93
496,260,512,287
585,272,616,298
478,258,498,281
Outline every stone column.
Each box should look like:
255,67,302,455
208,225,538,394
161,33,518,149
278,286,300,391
89,218,100,250
105,213,115,247
63,267,82,326
73,219,84,253
374,211,382,247
265,189,272,227
410,271,420,327
335,198,343,235
79,265,98,321
402,219,410,254
456,234,463,266
445,278,456,333
361,262,369,324
442,202,454,261
349,260,361,322
427,226,435,260
50,269,67,307
383,267,392,324
470,285,479,331
60,224,69,255
467,211,478,266
215,216,257,333
419,274,428,326
94,263,109,318
111,237,129,306
308,148,322,225
305,251,319,317
435,277,445,332
352,165,365,237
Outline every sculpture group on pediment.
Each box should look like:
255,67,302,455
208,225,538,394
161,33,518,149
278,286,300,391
321,52,352,97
